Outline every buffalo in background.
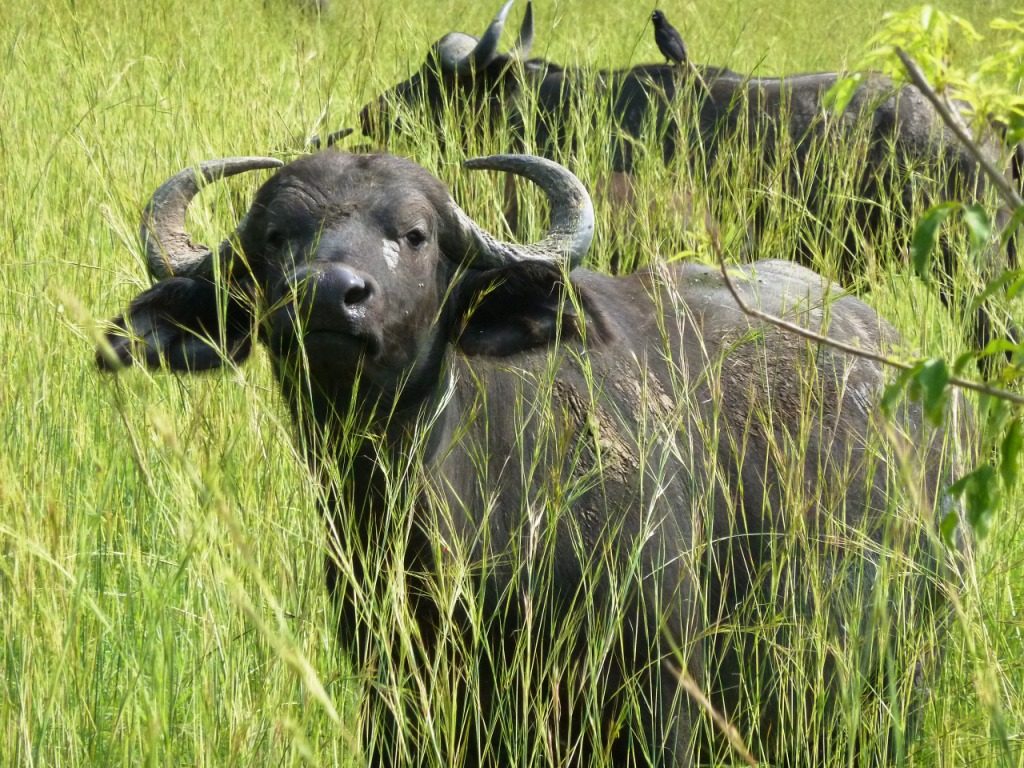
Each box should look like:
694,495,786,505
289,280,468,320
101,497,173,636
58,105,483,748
358,1,1019,355
99,150,962,766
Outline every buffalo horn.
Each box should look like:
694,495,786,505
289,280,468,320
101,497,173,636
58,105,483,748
437,0,513,74
511,1,533,60
142,156,283,279
453,154,594,269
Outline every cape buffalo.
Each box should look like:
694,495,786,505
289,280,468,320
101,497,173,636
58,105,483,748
98,150,960,766
358,1,1018,355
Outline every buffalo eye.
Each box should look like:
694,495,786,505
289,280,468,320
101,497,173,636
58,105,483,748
404,227,428,249
265,228,286,251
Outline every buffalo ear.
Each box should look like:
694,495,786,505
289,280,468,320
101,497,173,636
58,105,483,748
96,277,254,372
449,262,593,357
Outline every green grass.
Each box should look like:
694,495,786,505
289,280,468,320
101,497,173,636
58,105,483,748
2,0,1022,765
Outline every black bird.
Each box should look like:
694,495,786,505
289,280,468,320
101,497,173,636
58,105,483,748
652,10,687,67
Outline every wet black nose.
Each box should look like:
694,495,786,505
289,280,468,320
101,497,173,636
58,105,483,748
325,265,371,306
289,263,376,328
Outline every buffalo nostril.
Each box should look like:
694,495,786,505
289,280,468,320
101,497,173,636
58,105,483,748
344,281,371,306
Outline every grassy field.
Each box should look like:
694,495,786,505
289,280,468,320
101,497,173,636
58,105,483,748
2,0,1022,765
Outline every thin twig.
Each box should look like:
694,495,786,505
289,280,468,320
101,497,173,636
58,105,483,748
661,659,760,767
895,46,1024,211
708,232,1024,406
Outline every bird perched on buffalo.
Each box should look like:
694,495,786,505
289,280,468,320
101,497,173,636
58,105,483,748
652,9,687,66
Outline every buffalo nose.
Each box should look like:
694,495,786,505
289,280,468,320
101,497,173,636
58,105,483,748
325,265,371,307
291,263,375,320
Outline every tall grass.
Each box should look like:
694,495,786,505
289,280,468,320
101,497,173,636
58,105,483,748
1,0,1021,765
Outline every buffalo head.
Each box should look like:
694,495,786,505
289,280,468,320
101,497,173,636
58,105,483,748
99,150,593,415
359,0,535,145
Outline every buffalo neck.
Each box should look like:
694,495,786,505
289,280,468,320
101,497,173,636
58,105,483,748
277,348,465,513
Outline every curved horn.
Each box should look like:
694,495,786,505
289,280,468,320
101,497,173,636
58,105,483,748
511,1,533,59
142,156,283,280
437,0,514,74
452,154,594,269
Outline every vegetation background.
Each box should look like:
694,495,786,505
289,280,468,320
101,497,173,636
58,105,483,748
1,0,1021,765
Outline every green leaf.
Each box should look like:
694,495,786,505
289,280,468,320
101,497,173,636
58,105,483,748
1005,111,1024,145
880,366,918,419
939,510,960,548
824,73,863,116
913,358,951,426
962,203,992,254
949,13,981,41
1000,207,1024,252
979,394,1010,438
976,338,1021,364
1007,272,1024,301
948,465,999,539
1001,418,1022,490
952,350,977,375
919,5,934,32
910,203,958,283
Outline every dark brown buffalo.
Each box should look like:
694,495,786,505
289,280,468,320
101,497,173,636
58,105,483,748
98,151,959,766
358,1,1018,356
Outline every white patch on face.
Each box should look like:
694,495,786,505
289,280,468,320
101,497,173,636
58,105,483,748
381,239,400,272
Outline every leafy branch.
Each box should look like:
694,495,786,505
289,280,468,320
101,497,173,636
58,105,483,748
894,46,1023,210
709,231,1024,407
